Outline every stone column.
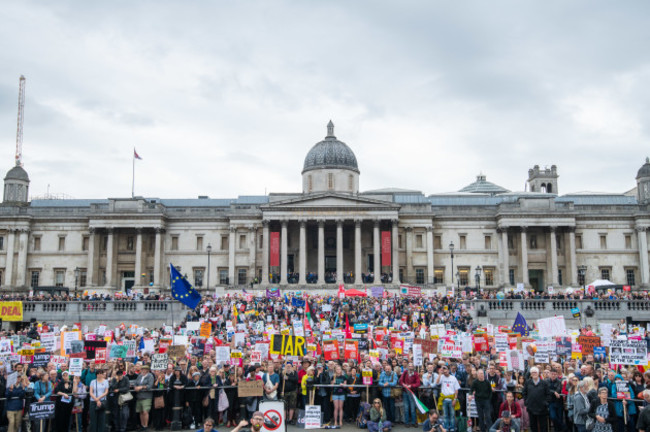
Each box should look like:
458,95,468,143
280,222,288,285
318,220,325,284
637,226,649,285
405,227,413,283
4,231,15,287
87,228,96,286
229,226,236,285
520,227,529,286
154,228,163,287
249,226,257,284
134,229,143,287
336,220,343,284
426,226,434,284
549,227,558,285
299,221,307,284
392,219,400,284
498,228,509,286
105,229,114,287
354,219,362,285
16,229,29,287
568,228,577,286
262,221,270,286
374,221,381,284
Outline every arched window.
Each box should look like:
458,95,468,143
541,184,547,193
547,183,553,193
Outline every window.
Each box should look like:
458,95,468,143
484,235,492,250
484,268,494,286
126,236,134,251
625,235,632,249
509,269,515,286
398,235,403,249
348,174,353,191
171,236,179,251
0,236,3,250
578,268,586,286
54,269,65,287
600,235,607,249
308,175,313,192
239,234,246,249
194,268,204,287
238,268,247,285
626,269,636,286
416,235,423,248
259,234,263,249
415,268,424,284
508,236,514,249
33,236,41,251
196,236,203,251
576,235,583,249
434,235,442,249
458,269,469,286
82,236,89,251
147,268,154,284
434,269,444,284
79,269,87,287
99,269,106,285
459,235,466,250
221,235,229,251
328,173,334,190
219,269,228,284
149,236,155,252
529,234,537,249
558,269,563,286
102,235,108,252
58,236,66,252
0,269,3,286
31,270,40,288
600,268,611,281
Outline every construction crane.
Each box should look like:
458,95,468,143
15,75,26,167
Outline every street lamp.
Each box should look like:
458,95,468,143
74,267,80,298
475,265,482,291
449,241,455,288
206,243,212,290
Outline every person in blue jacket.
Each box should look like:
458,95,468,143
6,374,27,432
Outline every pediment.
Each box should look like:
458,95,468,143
262,193,399,210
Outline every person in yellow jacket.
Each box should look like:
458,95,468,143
301,366,315,407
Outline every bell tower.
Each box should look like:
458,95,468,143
527,165,559,194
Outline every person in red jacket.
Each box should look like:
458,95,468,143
498,392,522,426
399,362,421,428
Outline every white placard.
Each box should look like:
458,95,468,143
215,347,231,366
151,353,168,371
413,344,423,366
304,405,321,429
69,358,84,377
537,316,566,339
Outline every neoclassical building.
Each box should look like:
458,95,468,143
1,122,650,293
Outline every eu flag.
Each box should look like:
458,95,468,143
512,312,530,337
170,264,202,309
292,298,306,308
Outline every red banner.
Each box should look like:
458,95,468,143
323,339,339,361
344,339,359,361
270,232,280,267
381,231,391,266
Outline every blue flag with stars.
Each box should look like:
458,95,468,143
512,312,530,337
170,263,202,309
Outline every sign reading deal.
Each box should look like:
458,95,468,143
0,302,23,321
270,334,305,357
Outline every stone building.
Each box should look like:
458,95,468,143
1,123,649,293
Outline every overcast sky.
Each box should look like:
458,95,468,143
0,1,648,200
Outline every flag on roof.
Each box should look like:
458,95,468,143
169,264,201,309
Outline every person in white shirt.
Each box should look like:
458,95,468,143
436,366,460,432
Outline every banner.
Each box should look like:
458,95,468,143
29,402,56,421
84,341,107,360
577,335,601,356
270,232,280,267
400,285,422,297
344,339,359,361
610,340,647,365
322,339,340,361
270,334,305,357
370,286,384,298
0,301,23,321
381,231,391,266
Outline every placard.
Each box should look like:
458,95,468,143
577,336,601,356
29,402,56,420
537,316,566,339
0,301,23,321
238,380,264,397
167,345,186,360
413,344,423,366
200,322,212,338
610,340,647,365
31,353,50,368
304,405,322,429
270,334,306,357
69,357,84,377
362,370,373,385
215,347,231,365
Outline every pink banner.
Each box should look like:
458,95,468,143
270,232,280,267
381,231,391,266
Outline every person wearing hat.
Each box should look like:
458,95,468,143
489,411,520,432
110,366,131,432
186,371,205,429
134,364,154,431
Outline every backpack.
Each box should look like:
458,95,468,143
356,402,371,429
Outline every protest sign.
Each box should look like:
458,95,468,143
29,402,56,420
200,322,212,338
216,346,231,365
69,357,84,376
537,316,566,339
362,369,373,385
304,405,322,429
84,340,107,360
270,334,306,357
0,302,23,321
151,353,169,370
616,381,631,399
168,345,187,360
610,340,647,365
577,336,601,356
323,339,340,361
593,346,607,363
31,353,50,368
344,340,358,361
413,343,423,366
238,380,264,397
95,348,107,364
109,344,127,359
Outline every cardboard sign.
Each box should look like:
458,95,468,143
610,340,647,365
616,381,630,399
84,340,107,360
167,345,187,360
238,380,264,397
270,334,305,357
251,350,262,364
0,301,23,322
151,353,169,371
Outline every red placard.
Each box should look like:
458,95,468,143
323,339,339,361
381,231,391,266
344,339,359,361
270,232,280,267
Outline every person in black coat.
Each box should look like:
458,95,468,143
522,367,550,432
588,387,616,432
186,371,205,429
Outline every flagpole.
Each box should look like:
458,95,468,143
132,150,135,198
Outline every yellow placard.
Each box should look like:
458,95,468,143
0,301,23,321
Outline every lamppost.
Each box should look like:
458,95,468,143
206,243,212,291
449,241,455,289
74,267,80,298
475,265,482,291
578,265,587,292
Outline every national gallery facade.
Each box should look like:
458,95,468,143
1,122,650,293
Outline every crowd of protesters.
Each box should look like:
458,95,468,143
0,290,649,432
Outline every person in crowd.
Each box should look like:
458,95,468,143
262,363,279,401
574,379,592,432
5,374,27,432
110,366,132,432
470,369,493,432
54,370,75,432
588,387,616,432
134,364,155,431
488,411,520,432
331,364,348,428
637,389,650,432
282,362,299,425
522,367,550,432
379,364,399,423
547,368,566,432
368,398,392,432
151,369,168,431
400,361,422,429
186,371,205,429
422,410,446,432
436,364,459,432
89,369,109,432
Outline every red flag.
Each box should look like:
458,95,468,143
345,314,352,339
133,148,143,160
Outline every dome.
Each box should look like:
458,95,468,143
636,157,650,180
4,165,29,182
302,121,359,174
459,174,509,195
